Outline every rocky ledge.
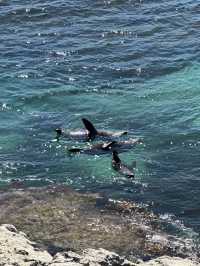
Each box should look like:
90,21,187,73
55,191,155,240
0,224,199,266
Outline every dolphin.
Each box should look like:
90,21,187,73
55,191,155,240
112,150,135,178
68,141,115,154
55,118,128,141
68,138,141,155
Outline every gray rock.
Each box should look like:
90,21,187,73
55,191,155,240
50,248,136,266
0,224,52,266
139,256,200,266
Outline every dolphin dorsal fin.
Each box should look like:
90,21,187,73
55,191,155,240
82,118,98,140
102,141,117,150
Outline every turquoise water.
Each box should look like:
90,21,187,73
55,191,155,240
1,0,200,234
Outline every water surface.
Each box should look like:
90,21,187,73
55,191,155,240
0,0,200,236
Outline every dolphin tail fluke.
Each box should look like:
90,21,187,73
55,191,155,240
82,118,98,140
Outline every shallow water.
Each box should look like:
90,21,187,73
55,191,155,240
0,0,200,236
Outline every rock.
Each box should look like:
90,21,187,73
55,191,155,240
0,224,52,266
139,256,200,266
50,249,200,266
50,248,136,266
81,248,136,265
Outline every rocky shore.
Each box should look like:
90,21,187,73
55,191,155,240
0,224,199,266
0,185,199,265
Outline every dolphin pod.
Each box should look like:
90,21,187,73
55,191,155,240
55,118,127,141
55,118,140,178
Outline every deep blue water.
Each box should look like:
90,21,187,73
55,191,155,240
1,0,200,236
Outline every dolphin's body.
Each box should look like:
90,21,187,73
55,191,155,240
68,142,114,155
55,128,88,140
55,118,127,141
112,150,135,178
68,138,140,155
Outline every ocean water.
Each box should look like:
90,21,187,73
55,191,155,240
0,0,200,236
